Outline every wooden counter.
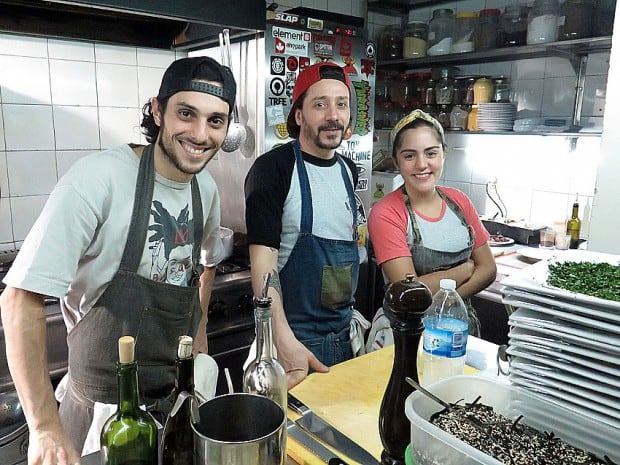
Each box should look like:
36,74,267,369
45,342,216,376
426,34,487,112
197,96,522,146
286,345,477,464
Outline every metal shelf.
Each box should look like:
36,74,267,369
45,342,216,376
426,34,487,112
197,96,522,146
377,36,612,71
375,129,603,137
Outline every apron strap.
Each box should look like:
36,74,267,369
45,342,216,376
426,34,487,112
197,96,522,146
401,185,474,246
293,140,357,238
119,144,205,274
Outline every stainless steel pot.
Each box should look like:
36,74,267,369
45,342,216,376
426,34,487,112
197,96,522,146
192,393,286,464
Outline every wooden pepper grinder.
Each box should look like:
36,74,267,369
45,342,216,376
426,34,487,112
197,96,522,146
379,274,432,465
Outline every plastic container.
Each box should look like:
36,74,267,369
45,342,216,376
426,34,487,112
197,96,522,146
405,376,618,465
427,9,454,56
558,0,594,40
475,9,501,50
527,0,560,44
416,279,468,387
452,12,477,53
403,21,428,58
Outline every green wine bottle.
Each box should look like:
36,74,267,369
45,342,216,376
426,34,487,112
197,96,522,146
161,335,195,465
100,336,158,465
566,195,582,249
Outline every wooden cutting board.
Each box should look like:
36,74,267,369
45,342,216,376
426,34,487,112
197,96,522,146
286,345,477,464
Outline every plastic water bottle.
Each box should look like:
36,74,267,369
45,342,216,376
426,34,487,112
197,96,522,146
416,279,469,386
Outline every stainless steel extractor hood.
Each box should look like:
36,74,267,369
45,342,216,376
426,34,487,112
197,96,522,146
0,0,265,50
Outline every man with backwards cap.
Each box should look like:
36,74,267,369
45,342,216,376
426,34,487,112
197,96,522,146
0,57,236,464
245,61,359,388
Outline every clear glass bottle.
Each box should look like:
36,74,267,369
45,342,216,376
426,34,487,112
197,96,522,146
380,24,403,60
527,0,560,44
161,336,195,465
558,0,594,40
427,9,454,56
242,297,287,410
416,279,469,387
403,21,428,58
452,12,477,53
500,4,528,46
100,336,158,465
475,8,501,50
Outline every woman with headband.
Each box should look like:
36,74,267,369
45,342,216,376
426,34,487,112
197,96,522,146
367,110,496,337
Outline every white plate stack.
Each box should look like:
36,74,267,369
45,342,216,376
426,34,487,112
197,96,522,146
476,103,517,131
500,250,620,430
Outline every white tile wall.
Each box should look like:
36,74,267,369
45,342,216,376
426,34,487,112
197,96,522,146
0,32,181,247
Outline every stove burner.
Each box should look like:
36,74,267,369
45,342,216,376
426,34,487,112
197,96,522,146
215,257,251,276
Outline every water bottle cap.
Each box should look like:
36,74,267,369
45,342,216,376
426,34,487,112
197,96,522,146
439,278,457,290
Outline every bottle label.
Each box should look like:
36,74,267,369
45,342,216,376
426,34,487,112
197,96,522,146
422,318,468,358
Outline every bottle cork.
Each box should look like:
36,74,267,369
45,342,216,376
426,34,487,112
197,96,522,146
177,335,193,358
118,336,135,364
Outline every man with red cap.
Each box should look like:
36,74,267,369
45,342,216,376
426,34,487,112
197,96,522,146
245,61,359,387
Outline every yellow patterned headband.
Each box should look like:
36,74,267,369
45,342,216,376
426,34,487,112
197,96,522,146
390,109,445,144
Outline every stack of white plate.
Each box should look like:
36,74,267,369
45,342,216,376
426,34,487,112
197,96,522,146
501,249,620,430
476,102,517,131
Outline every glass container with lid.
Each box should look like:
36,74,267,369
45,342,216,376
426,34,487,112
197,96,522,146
434,68,454,105
558,0,594,40
475,8,501,50
427,9,454,56
492,76,512,103
452,12,477,53
527,0,560,44
500,4,528,46
380,24,403,60
403,21,428,58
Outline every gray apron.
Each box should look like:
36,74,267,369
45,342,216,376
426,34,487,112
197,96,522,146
402,186,481,337
59,144,204,452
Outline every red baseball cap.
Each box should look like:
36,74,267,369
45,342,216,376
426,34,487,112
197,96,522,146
292,61,351,105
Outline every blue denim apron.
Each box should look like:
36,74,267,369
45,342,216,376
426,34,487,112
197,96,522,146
402,186,481,336
59,144,204,452
279,141,359,366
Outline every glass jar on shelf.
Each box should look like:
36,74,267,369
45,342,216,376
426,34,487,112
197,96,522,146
403,21,428,58
527,0,560,44
436,105,452,129
475,8,501,50
375,71,391,104
500,4,528,46
427,9,454,56
391,73,413,107
558,0,594,40
421,77,436,105
452,12,477,53
492,76,512,103
449,105,469,130
380,24,403,60
434,68,454,106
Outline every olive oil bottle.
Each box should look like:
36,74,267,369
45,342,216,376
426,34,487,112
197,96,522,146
566,195,582,249
161,335,195,465
100,336,158,465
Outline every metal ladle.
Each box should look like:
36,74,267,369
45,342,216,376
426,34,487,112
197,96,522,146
220,28,246,153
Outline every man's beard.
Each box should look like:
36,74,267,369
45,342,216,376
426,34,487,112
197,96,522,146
157,120,211,176
303,121,346,150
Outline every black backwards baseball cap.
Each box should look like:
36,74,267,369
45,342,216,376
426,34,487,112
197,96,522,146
156,57,237,114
